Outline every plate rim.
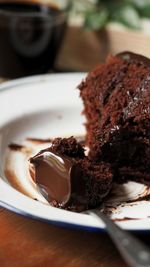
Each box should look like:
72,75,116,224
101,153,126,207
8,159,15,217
0,72,86,93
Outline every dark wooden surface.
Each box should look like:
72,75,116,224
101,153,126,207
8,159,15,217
0,207,130,267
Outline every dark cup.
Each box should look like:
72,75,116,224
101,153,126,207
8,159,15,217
0,0,69,78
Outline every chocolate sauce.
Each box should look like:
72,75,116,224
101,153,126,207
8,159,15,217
27,137,52,144
118,51,150,67
114,217,141,222
9,143,24,151
0,1,67,78
30,149,85,208
126,194,150,203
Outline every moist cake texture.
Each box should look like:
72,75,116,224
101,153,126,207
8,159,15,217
30,51,150,211
79,52,150,185
30,137,113,211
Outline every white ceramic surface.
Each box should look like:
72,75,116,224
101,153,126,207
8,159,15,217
0,73,150,231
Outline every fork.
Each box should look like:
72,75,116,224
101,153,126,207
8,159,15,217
87,207,150,267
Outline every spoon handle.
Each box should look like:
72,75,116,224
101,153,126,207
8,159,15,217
89,211,150,267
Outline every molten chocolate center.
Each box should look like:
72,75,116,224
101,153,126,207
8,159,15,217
30,151,73,205
30,150,84,207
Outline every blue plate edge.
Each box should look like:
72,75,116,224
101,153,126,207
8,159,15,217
1,200,150,234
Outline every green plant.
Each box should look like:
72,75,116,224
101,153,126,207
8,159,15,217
70,0,150,30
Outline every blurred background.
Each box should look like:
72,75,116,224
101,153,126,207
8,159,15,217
0,0,150,78
58,0,150,71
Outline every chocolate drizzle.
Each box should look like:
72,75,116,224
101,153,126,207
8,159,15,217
9,143,24,151
27,137,52,144
114,217,141,222
117,51,150,67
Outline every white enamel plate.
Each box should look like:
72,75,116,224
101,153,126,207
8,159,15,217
0,73,150,232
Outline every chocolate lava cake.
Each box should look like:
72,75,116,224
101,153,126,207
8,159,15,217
30,137,113,211
79,51,150,185
29,51,149,211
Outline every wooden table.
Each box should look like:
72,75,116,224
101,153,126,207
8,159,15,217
0,27,150,267
0,207,130,267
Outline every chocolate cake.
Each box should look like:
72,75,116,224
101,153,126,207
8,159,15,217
30,137,113,211
29,51,149,211
79,51,150,185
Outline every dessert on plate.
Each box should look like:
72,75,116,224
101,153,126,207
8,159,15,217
5,51,150,212
30,137,113,211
